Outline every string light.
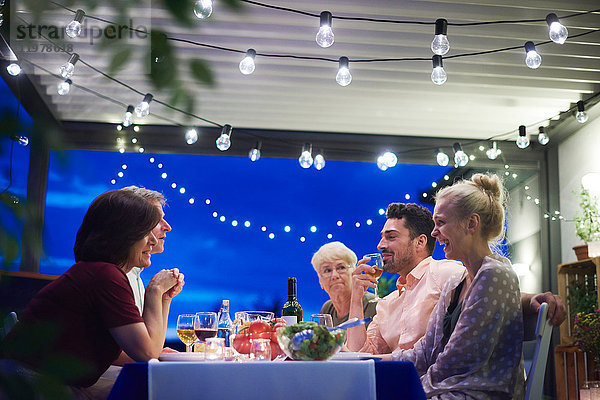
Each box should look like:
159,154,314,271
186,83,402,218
431,19,449,55
299,143,313,168
381,151,397,168
537,126,549,145
185,128,198,145
524,41,541,69
65,9,85,38
314,151,326,170
431,55,446,85
336,57,352,86
516,125,530,149
249,141,261,162
436,148,449,166
216,124,232,151
59,53,79,79
376,156,388,171
135,93,153,118
10,135,29,146
546,13,568,44
316,11,334,48
485,141,502,160
575,101,588,123
6,63,21,76
57,79,72,95
193,0,213,19
452,142,468,167
239,49,256,75
122,105,134,127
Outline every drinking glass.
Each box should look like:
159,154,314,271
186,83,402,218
176,314,196,352
250,338,271,361
310,314,333,328
243,311,274,322
194,312,218,343
363,253,383,302
205,337,225,361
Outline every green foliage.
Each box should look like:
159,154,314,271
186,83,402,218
108,47,133,75
566,275,598,318
573,309,600,369
573,185,600,243
190,59,215,86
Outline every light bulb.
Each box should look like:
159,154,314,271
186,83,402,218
59,53,79,79
336,56,352,86
316,11,334,48
485,142,502,160
185,128,198,145
239,49,256,75
546,13,568,44
123,105,134,127
216,124,232,151
382,151,397,168
11,135,29,146
7,63,22,76
431,55,446,85
436,149,449,166
193,0,213,19
431,19,449,55
57,79,72,95
537,127,549,145
377,156,388,171
0,12,4,28
576,101,588,123
249,147,260,162
65,9,85,38
299,143,313,168
453,142,468,167
314,153,325,170
135,93,153,118
516,125,529,149
524,41,541,69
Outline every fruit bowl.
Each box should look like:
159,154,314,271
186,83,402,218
276,321,345,361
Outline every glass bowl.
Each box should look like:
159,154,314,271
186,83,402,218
276,321,345,361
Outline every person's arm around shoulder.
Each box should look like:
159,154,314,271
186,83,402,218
521,291,566,327
346,257,377,351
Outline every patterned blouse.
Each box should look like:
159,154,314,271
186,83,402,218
392,253,524,400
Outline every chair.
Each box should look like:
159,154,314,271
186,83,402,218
524,302,552,400
0,311,18,339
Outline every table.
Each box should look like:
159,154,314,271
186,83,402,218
108,359,425,400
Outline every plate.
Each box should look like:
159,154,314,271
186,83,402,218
329,352,381,361
158,352,205,362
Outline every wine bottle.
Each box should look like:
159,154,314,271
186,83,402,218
281,277,303,324
217,299,233,346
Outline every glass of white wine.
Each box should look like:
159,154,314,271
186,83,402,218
363,253,383,302
177,314,197,352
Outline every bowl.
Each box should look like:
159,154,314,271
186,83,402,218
276,321,345,361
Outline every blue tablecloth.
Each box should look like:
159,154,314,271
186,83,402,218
108,359,424,400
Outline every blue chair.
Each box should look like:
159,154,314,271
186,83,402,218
524,303,552,400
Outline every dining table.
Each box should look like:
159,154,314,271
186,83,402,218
108,358,426,400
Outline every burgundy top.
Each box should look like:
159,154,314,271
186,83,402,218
4,261,144,387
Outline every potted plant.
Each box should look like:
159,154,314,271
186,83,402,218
573,186,600,260
573,309,600,379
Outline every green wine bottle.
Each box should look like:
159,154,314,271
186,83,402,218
281,277,303,324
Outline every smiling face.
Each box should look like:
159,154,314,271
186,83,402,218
318,259,353,297
432,198,470,262
150,201,171,254
126,231,158,270
376,218,421,276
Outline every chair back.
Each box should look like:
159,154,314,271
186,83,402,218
1,311,18,339
524,303,552,400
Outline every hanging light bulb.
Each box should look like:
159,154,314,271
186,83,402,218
316,11,334,48
135,93,153,118
299,143,313,168
453,142,468,167
216,124,232,151
538,126,549,145
524,41,542,69
431,19,449,55
436,148,449,166
576,101,588,123
314,152,326,170
193,0,213,19
57,79,72,95
185,128,198,145
546,13,568,44
10,135,29,146
486,141,502,160
239,49,256,75
336,57,352,86
6,63,22,76
1,12,5,28
59,53,79,79
381,151,397,168
516,125,530,149
65,9,85,38
431,55,447,85
122,105,134,127
249,141,261,161
377,156,388,171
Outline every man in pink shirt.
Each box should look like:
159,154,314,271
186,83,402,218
346,203,566,354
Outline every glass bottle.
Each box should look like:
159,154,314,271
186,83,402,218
217,299,233,346
281,277,303,324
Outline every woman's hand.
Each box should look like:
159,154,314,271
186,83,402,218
147,268,179,295
163,269,185,301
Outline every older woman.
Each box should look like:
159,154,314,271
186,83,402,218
312,242,377,327
390,173,524,399
1,189,184,398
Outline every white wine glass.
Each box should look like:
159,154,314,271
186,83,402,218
363,253,383,303
176,314,196,352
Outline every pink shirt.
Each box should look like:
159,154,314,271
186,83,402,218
359,257,465,354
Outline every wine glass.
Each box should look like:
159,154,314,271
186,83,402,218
176,314,196,352
310,313,333,328
194,312,218,344
363,252,383,302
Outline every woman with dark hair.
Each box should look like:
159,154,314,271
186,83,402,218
1,189,184,398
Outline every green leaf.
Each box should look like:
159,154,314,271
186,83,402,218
108,47,132,74
190,59,215,87
161,0,195,27
222,0,244,12
149,30,177,89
